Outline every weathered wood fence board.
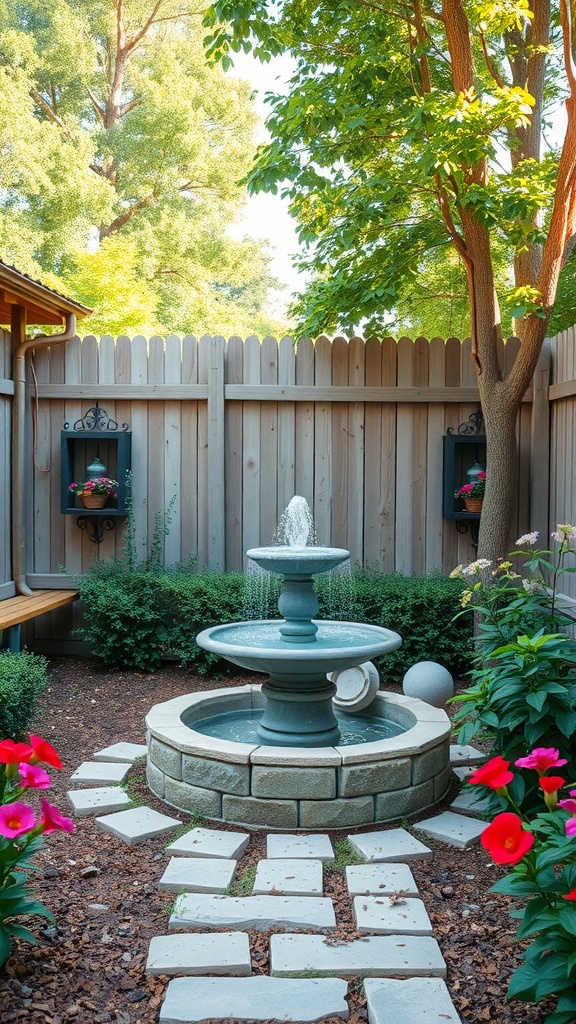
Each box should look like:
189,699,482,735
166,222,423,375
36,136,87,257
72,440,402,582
8,329,576,645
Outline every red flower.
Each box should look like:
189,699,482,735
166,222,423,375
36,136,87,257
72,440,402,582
0,740,33,765
481,812,534,865
40,797,74,835
469,755,514,790
563,889,576,901
29,735,63,770
539,776,566,794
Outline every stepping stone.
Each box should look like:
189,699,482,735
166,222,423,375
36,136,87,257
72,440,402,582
70,761,131,785
166,826,249,860
270,934,446,979
159,857,237,894
267,833,335,862
449,744,486,766
67,786,133,817
450,789,491,818
146,932,251,976
169,893,336,932
365,977,461,1023
347,829,432,863
453,766,475,781
159,976,349,1023
93,741,147,763
354,896,433,935
95,805,181,844
345,863,419,897
253,859,323,896
414,811,486,849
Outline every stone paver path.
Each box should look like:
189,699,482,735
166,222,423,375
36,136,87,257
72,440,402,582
146,932,251,976
158,857,237,894
365,977,462,1023
169,893,337,932
270,934,447,978
159,976,349,1023
253,858,323,896
414,810,486,849
63,746,470,1022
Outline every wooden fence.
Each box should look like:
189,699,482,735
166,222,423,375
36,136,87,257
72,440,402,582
549,326,576,602
0,332,543,608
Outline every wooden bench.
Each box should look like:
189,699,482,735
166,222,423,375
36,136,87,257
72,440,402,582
0,590,79,652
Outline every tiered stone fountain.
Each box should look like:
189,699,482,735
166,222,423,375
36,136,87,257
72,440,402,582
146,498,451,829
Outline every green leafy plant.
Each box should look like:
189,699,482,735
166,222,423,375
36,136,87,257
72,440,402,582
450,528,576,808
325,838,363,873
0,735,74,965
228,864,256,895
0,652,49,739
468,749,576,1024
160,572,246,674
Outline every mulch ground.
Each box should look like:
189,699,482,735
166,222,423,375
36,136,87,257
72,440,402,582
0,658,556,1024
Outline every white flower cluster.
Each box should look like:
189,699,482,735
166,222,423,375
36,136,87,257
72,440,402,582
515,532,539,547
522,578,545,593
552,524,576,548
461,558,492,577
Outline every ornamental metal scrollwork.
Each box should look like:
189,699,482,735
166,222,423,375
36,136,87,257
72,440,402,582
64,405,129,432
76,516,117,545
447,408,484,436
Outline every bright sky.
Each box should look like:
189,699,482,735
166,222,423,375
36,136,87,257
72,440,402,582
228,51,307,316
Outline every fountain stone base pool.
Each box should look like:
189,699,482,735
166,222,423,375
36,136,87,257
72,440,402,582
146,686,451,830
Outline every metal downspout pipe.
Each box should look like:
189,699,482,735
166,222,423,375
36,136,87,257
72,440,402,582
12,314,77,596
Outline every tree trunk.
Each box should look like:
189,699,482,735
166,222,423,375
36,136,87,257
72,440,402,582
477,387,519,562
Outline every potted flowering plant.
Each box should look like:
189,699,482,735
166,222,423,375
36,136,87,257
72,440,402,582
68,476,118,509
0,734,74,966
469,748,576,1023
454,471,486,512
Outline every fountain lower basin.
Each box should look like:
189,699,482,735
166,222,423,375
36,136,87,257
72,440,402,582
146,687,451,830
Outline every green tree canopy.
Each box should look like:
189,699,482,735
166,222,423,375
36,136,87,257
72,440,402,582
204,0,576,558
0,0,285,335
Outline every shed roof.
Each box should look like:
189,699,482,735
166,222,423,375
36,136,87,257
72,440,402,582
0,260,92,326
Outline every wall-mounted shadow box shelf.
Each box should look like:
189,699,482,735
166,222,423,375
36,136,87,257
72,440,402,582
442,431,486,539
60,408,131,542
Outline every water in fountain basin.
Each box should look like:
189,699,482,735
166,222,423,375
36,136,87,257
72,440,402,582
191,706,404,745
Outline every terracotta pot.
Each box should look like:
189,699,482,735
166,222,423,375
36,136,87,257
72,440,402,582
464,497,483,513
80,491,108,509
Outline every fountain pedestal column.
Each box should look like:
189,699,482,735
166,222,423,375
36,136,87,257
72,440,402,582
258,671,340,746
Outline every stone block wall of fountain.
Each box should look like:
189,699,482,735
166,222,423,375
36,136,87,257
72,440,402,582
145,496,452,829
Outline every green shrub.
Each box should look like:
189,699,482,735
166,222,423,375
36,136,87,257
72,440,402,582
160,572,246,674
317,568,472,683
78,567,167,672
0,651,49,738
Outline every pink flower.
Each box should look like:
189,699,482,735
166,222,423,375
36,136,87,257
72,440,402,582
558,799,576,814
515,748,568,773
18,762,51,789
0,802,37,838
40,797,75,835
29,735,63,770
566,818,576,838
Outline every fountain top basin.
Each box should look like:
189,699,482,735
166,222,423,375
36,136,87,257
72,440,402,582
247,545,350,577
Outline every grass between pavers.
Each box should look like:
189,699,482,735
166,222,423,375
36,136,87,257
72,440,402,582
227,864,257,896
324,838,363,874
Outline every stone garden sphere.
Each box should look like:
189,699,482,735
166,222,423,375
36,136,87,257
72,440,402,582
402,661,454,708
